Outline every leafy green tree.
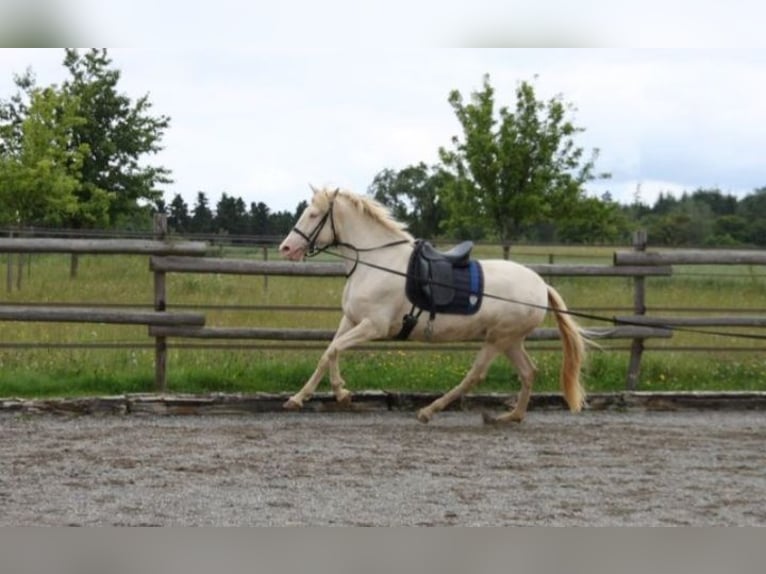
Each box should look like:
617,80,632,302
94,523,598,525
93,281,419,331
712,214,748,243
0,86,90,226
61,49,171,226
738,187,766,246
367,162,449,238
0,50,171,228
646,202,714,246
0,69,34,158
440,75,608,256
368,168,409,222
556,195,628,244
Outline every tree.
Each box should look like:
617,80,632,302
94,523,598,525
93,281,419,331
61,49,171,226
556,195,628,244
440,75,608,256
265,201,307,237
0,49,171,228
167,193,190,232
738,187,766,246
652,192,679,216
367,163,449,238
690,188,737,216
646,202,714,247
249,201,271,234
190,191,213,233
0,69,34,158
0,86,91,226
713,214,749,245
215,193,248,234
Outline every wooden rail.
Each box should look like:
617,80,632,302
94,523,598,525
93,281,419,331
150,256,673,278
527,264,672,277
151,257,346,276
149,325,673,341
614,249,766,266
149,240,678,391
0,238,207,255
0,306,204,326
2,222,764,394
616,315,766,328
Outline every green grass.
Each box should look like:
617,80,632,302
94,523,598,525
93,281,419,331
1,248,766,398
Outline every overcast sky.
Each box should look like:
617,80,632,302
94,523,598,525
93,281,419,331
1,48,765,212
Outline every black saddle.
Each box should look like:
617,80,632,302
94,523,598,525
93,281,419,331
418,241,473,266
412,240,474,306
397,240,484,340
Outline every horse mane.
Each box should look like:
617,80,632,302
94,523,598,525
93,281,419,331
313,188,414,240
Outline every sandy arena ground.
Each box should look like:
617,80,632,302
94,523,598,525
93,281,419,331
1,409,764,526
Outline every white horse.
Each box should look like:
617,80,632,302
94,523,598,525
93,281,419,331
278,187,586,424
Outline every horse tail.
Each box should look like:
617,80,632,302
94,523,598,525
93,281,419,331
547,285,586,412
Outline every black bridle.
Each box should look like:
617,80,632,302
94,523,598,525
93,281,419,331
291,199,340,258
291,197,410,276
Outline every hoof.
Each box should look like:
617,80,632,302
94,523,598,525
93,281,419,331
481,412,499,425
507,410,525,423
283,397,303,410
335,389,352,405
482,412,524,425
416,408,432,424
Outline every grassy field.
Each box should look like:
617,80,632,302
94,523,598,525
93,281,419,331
1,245,765,398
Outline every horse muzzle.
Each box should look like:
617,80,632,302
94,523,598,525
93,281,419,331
279,238,306,261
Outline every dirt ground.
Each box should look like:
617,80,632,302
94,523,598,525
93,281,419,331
1,409,764,526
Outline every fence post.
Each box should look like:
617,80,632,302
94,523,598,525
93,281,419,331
547,252,555,286
16,252,22,290
6,230,13,293
626,230,648,390
5,232,12,293
262,245,269,292
70,254,79,279
153,214,168,392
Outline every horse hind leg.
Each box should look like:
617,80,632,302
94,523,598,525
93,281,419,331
329,355,352,404
482,342,537,425
417,343,499,423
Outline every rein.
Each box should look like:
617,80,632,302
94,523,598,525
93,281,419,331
319,247,766,342
291,198,766,341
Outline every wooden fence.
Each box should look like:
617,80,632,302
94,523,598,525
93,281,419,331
1,219,765,393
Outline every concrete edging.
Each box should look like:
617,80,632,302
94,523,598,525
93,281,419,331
2,391,766,416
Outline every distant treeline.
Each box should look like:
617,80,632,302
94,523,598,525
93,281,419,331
4,51,764,248
161,185,766,247
160,191,305,238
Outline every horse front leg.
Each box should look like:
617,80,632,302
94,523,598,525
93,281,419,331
283,317,384,410
328,316,354,404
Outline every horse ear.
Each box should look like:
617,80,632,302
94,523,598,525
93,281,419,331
309,184,320,196
332,188,340,199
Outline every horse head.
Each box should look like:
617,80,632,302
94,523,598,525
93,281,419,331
279,187,340,260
